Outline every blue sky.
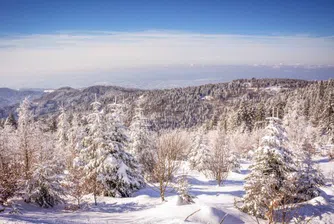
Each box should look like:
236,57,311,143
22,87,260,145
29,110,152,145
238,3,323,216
0,0,333,88
1,0,334,35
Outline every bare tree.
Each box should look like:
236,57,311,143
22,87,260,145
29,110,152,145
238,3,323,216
205,133,230,186
66,167,86,209
151,130,189,201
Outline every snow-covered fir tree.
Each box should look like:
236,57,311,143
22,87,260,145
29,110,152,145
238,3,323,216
283,106,325,200
56,106,70,168
129,98,156,178
295,146,324,201
283,102,317,153
24,127,65,208
105,100,144,197
188,127,210,171
319,92,334,144
228,153,241,173
76,96,144,205
238,117,297,219
17,98,36,181
57,106,69,150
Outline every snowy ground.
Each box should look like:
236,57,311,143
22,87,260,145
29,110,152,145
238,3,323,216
1,158,333,224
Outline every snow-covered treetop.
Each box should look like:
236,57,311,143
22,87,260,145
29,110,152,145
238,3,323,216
260,117,288,148
17,97,33,128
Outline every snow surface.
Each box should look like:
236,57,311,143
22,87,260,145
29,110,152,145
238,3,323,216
1,158,333,224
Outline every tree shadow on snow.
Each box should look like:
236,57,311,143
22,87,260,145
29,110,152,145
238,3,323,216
2,213,140,224
239,169,251,175
133,185,177,198
314,158,330,164
1,214,85,224
186,177,219,186
85,201,152,213
223,179,245,186
187,177,244,186
190,189,245,198
1,201,152,224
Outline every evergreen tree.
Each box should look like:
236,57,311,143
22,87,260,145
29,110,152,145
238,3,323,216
228,153,241,173
295,144,324,201
76,97,144,205
104,101,144,197
17,98,35,181
319,92,334,144
255,103,266,129
236,102,254,133
4,113,17,129
129,101,155,178
56,106,70,168
188,127,210,171
238,117,297,219
24,126,65,208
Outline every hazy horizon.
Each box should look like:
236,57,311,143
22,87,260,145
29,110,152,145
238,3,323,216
1,1,333,89
1,64,333,90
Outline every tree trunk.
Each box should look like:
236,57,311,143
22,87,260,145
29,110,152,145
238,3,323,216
94,192,97,206
160,181,165,201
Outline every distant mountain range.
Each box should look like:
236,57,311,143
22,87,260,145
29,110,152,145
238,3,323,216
0,88,44,108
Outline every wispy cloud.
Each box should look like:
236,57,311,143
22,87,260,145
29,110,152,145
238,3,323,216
0,31,333,88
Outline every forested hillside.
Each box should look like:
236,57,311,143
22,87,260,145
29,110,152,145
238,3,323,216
1,78,332,142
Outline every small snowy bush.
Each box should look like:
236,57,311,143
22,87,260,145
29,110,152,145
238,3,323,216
173,175,194,205
228,153,241,173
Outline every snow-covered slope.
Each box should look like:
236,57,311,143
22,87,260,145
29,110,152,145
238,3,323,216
1,158,333,224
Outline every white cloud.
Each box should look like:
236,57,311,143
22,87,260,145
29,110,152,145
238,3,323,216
0,31,333,88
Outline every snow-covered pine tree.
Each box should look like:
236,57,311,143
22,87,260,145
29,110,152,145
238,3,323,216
56,106,70,168
129,98,156,178
76,97,106,205
76,96,144,205
67,113,85,164
238,116,297,219
103,100,144,197
24,126,65,208
295,144,324,201
319,92,334,144
188,127,210,171
283,104,325,201
283,101,317,154
228,153,241,173
64,113,88,207
17,98,35,181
